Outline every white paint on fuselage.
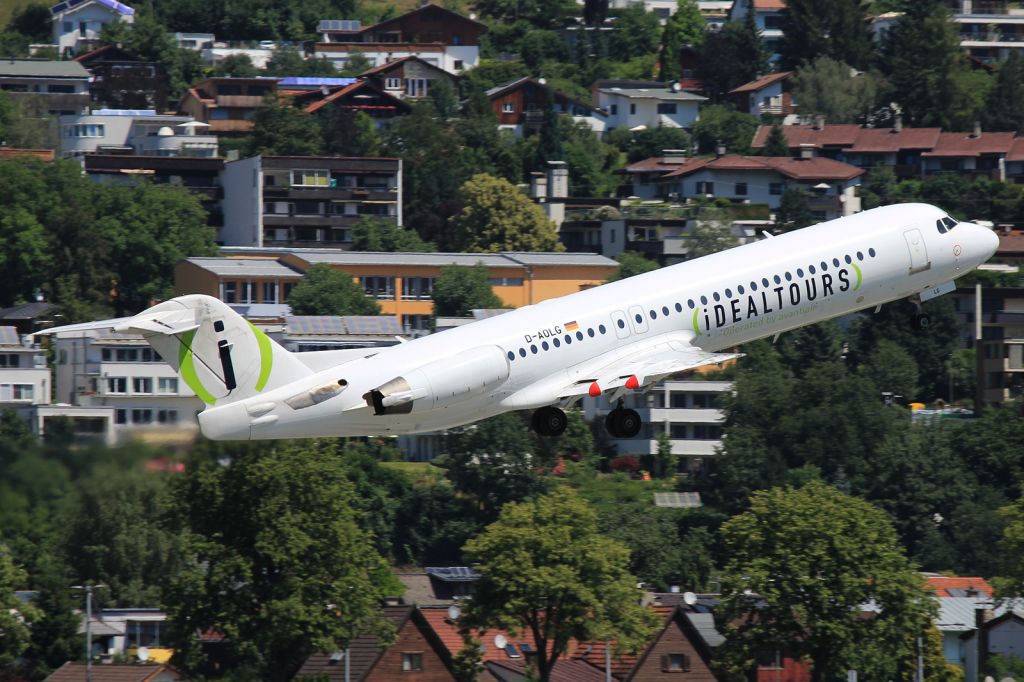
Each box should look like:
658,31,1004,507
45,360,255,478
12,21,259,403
199,203,999,439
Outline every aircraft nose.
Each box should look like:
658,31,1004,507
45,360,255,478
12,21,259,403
976,223,1000,260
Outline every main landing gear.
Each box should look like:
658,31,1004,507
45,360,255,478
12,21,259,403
531,405,568,437
605,401,642,438
910,296,931,331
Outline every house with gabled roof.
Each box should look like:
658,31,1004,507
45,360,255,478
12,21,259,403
177,77,279,135
290,79,412,126
44,662,180,682
730,71,796,119
296,605,460,682
313,3,485,74
359,55,459,99
73,44,167,110
921,126,1016,179
488,77,608,136
593,80,706,131
51,0,134,57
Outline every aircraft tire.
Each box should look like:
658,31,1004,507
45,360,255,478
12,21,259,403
605,408,643,438
532,406,567,437
912,313,930,331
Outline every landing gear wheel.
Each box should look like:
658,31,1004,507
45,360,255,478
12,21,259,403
605,408,643,438
912,313,930,331
532,406,568,437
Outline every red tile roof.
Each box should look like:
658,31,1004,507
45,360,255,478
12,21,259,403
488,658,607,682
0,148,54,161
924,576,994,598
921,131,1016,157
659,154,863,181
1008,137,1024,162
621,157,693,173
569,605,676,679
731,71,793,94
847,127,942,153
44,663,180,682
751,123,863,149
419,607,527,662
754,0,787,9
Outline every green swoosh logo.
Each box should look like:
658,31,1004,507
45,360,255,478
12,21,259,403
178,329,217,405
692,308,702,336
851,263,862,291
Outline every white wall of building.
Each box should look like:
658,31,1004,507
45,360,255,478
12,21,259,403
598,90,702,130
221,156,263,247
312,45,478,74
52,1,133,55
58,111,218,159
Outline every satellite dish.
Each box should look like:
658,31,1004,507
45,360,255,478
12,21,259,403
447,604,461,621
683,591,697,606
494,634,508,649
671,81,682,92
137,646,150,662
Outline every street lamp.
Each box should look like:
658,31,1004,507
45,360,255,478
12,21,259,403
71,584,106,682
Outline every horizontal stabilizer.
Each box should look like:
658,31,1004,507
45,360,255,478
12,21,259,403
115,308,201,336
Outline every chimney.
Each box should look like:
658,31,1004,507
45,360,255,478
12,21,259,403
798,143,814,160
813,114,825,131
547,160,568,199
893,114,902,134
972,120,982,138
530,171,548,200
662,148,686,164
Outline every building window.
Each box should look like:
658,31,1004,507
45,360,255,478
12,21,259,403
769,182,783,195
132,377,153,394
385,77,402,90
107,377,127,394
0,354,20,368
662,653,690,672
693,424,722,440
630,103,636,115
291,169,329,187
115,409,127,424
401,653,423,672
158,377,178,394
402,277,434,300
735,182,748,196
131,408,153,424
696,181,714,195
283,282,295,301
157,409,178,424
221,282,237,303
657,102,678,114
489,277,524,287
453,59,464,70
502,102,515,113
404,314,432,331
362,276,395,299
2,384,34,401
263,281,278,304
240,281,255,304
65,124,105,138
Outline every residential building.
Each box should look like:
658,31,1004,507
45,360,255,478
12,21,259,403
177,77,279,135
622,150,864,221
358,55,459,99
45,662,180,682
27,403,116,445
175,250,618,330
77,607,172,662
949,0,1024,64
585,379,732,471
289,79,412,127
594,81,706,131
220,154,402,248
730,71,796,119
0,326,50,412
296,605,459,682
729,0,786,61
83,154,225,229
0,59,90,115
952,282,1024,403
488,77,609,136
73,44,167,111
397,567,481,606
50,0,134,57
199,46,275,70
59,109,218,159
609,0,680,22
921,126,1016,178
51,328,203,442
313,4,485,74
0,301,58,335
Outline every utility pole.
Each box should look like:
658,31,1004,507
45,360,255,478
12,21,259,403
72,584,105,682
975,282,985,415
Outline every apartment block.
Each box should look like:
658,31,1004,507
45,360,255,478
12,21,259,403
59,109,218,159
220,155,402,248
0,326,49,412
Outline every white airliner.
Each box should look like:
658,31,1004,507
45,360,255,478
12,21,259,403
43,203,998,440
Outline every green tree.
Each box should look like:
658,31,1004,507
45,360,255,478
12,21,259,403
607,251,659,282
654,430,677,479
860,339,919,400
431,264,504,317
0,542,37,670
774,187,814,232
608,126,691,163
461,488,656,682
559,118,621,196
659,1,705,81
214,53,259,77
760,123,790,157
6,3,53,42
286,264,381,316
350,217,436,252
521,30,569,73
245,96,324,157
166,441,394,681
983,51,1024,133
698,14,768,101
779,0,871,70
691,104,759,154
997,492,1024,597
719,481,939,680
608,6,660,60
449,173,562,253
687,204,740,258
320,109,379,157
792,57,884,124
21,556,80,680
473,0,578,29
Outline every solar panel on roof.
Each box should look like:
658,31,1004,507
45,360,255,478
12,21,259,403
342,316,402,335
0,327,20,346
653,492,703,508
504,645,521,659
286,316,347,335
318,19,361,31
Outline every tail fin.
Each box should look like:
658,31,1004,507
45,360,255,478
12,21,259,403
117,294,311,407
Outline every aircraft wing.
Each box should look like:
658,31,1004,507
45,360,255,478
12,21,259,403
556,334,741,401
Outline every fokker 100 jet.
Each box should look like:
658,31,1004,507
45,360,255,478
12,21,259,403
43,203,999,440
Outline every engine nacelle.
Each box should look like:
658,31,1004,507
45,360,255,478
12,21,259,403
365,345,510,415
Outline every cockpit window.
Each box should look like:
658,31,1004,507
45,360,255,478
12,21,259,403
943,216,958,230
936,219,947,234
